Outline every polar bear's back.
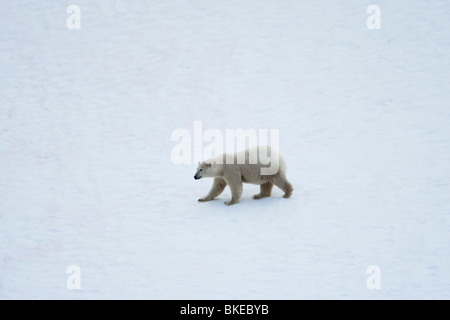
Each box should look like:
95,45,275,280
213,146,286,182
238,145,285,171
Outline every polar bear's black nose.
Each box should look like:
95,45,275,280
194,175,199,180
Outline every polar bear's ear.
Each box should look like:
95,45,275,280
198,161,202,165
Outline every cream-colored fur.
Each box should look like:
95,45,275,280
194,146,293,205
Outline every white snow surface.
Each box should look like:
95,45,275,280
1,0,450,299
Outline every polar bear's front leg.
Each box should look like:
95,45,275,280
198,177,227,202
224,179,243,206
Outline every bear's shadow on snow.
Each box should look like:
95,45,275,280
196,190,290,209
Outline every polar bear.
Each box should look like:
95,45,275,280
194,146,293,205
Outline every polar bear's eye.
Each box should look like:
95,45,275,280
199,169,203,171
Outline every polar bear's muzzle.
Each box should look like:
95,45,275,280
194,169,203,180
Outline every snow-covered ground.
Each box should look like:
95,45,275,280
1,0,449,299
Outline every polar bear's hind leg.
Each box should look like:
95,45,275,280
273,175,293,198
253,182,273,199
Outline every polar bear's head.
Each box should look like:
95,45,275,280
194,161,218,180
